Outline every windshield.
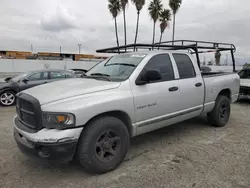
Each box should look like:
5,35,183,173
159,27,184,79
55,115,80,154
85,53,146,81
11,73,28,82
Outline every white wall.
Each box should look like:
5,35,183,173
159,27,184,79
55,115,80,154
0,59,99,73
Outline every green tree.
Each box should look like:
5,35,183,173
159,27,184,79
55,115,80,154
169,0,182,44
108,0,121,50
121,0,128,51
159,9,171,45
148,0,163,47
132,0,145,51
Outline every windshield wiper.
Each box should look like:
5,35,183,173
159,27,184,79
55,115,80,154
106,63,136,67
90,73,111,77
81,73,112,82
90,73,112,81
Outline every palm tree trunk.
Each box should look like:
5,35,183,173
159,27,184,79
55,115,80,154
152,21,156,49
158,32,163,50
123,10,127,52
114,17,120,53
172,13,176,45
134,11,140,51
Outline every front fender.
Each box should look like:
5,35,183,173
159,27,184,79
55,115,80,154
0,87,18,94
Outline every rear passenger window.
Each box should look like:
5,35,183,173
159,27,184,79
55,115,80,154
173,54,196,79
144,54,174,82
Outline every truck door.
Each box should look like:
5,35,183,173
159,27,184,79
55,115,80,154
131,53,180,135
171,53,204,113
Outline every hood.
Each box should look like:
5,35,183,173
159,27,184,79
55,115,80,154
240,79,250,87
23,78,121,105
0,81,13,90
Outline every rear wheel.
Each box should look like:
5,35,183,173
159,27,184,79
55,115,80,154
76,116,130,174
0,90,16,106
207,95,230,127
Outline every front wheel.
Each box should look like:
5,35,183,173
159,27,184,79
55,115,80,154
207,95,231,127
76,116,130,174
0,90,16,106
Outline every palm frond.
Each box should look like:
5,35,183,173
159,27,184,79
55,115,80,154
148,0,163,22
120,0,128,10
159,9,171,22
132,0,146,11
169,0,182,14
108,0,121,18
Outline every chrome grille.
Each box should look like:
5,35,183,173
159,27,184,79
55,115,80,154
16,93,42,130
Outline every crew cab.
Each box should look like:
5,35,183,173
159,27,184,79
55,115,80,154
13,42,240,174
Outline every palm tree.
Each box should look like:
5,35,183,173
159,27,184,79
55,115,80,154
132,0,145,51
169,0,182,44
108,0,121,50
148,0,163,47
121,0,128,51
159,9,171,45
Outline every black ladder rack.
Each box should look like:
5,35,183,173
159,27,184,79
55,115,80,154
96,40,237,72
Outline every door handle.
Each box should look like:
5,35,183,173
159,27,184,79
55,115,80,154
169,86,178,92
195,82,202,87
44,81,48,84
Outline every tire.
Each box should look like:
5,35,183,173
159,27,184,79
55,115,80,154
207,95,231,127
76,116,130,174
0,90,16,106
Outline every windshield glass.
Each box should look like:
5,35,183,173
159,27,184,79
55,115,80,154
85,53,146,81
11,73,28,82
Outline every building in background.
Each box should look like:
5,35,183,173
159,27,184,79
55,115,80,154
0,50,108,61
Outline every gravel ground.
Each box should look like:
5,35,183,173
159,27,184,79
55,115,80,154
0,101,250,188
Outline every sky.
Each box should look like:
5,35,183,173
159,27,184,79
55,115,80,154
0,0,249,64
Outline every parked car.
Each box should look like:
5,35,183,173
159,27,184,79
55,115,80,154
0,69,76,106
238,68,250,99
13,50,240,174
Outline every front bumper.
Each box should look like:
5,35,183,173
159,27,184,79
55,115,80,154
14,129,77,162
13,117,83,162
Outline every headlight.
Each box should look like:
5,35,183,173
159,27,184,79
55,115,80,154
42,112,76,129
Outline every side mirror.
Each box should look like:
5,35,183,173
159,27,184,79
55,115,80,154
22,78,29,83
135,69,162,85
4,77,12,82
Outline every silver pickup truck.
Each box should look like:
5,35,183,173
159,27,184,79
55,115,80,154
13,42,240,174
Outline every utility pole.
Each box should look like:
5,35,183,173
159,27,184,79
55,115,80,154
226,54,228,66
78,44,82,54
60,46,62,53
31,44,33,53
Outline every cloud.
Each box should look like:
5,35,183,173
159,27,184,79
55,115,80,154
40,6,77,32
0,0,250,64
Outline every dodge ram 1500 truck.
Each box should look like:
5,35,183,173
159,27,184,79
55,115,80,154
13,41,240,174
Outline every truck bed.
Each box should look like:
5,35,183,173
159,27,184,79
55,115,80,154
202,72,234,77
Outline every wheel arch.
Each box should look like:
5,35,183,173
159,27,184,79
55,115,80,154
0,87,18,94
218,88,231,101
83,110,135,137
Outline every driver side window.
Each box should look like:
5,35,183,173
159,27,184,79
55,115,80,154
143,54,175,82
